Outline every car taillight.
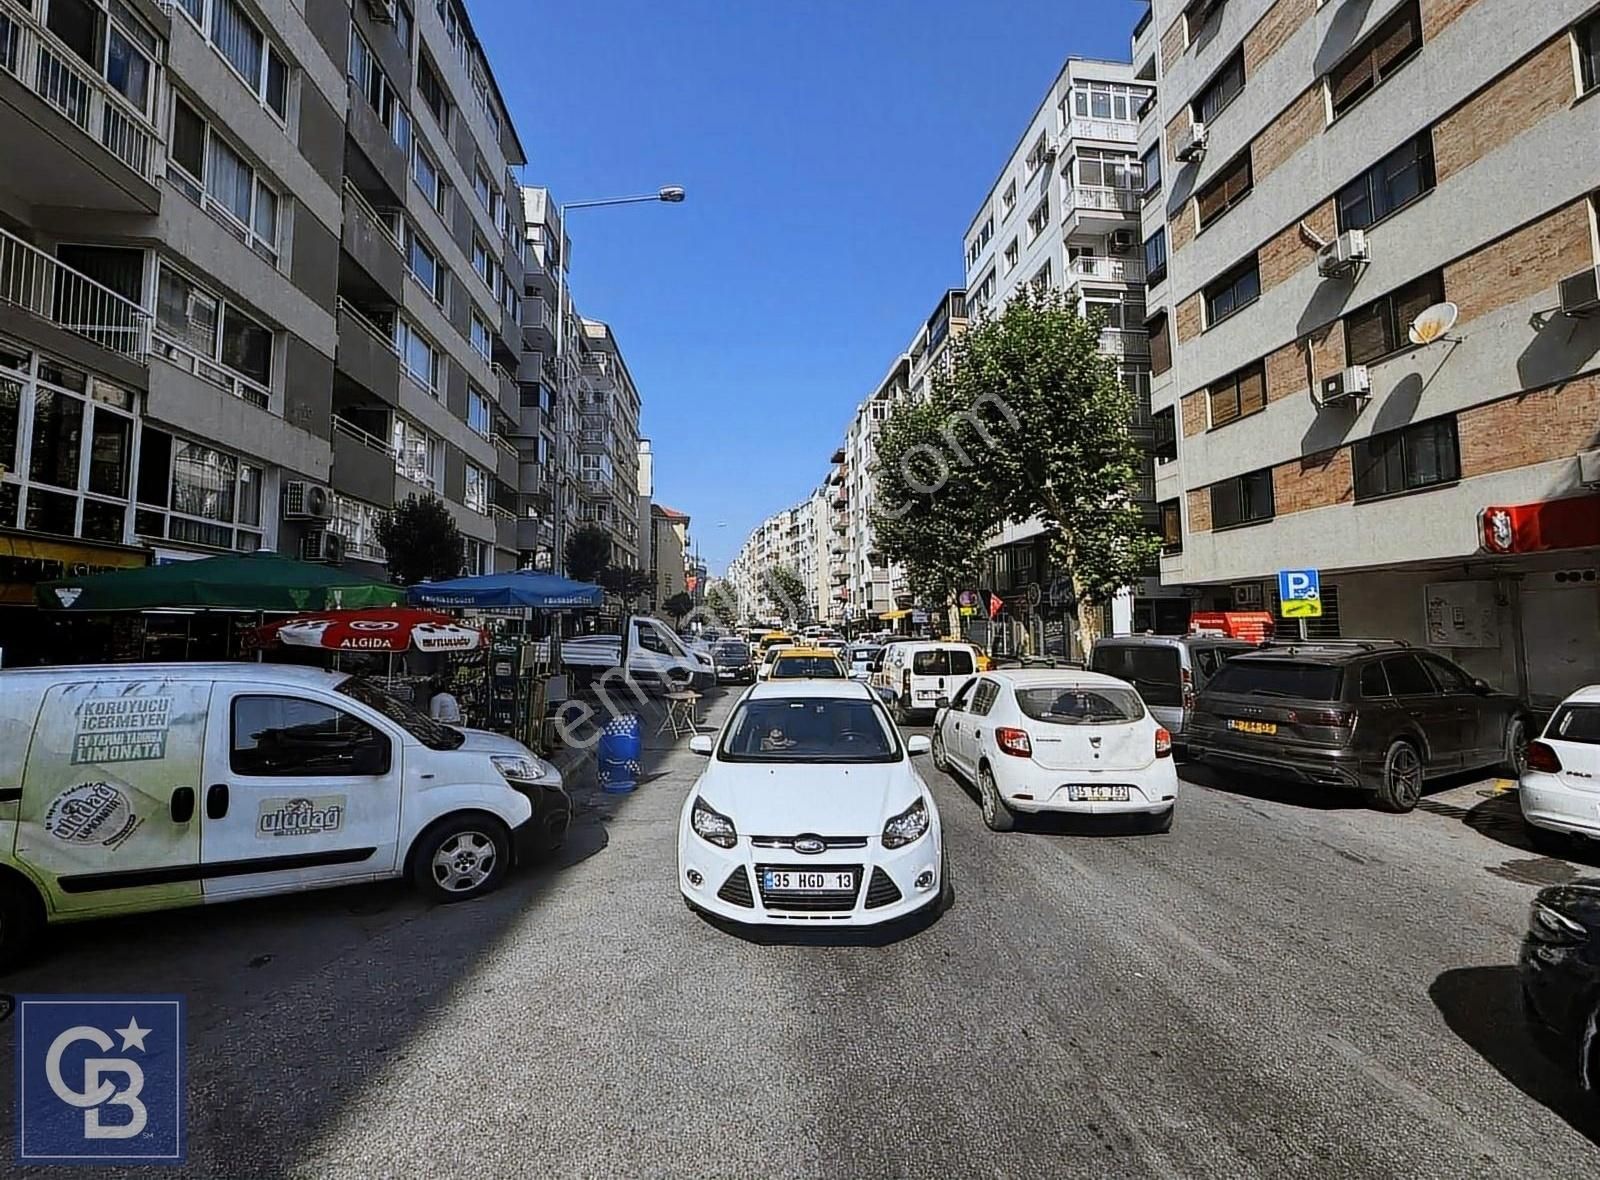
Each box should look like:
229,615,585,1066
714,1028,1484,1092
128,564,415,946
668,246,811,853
1526,740,1563,774
995,727,1032,757
903,670,911,695
1288,708,1354,729
1180,667,1195,711
1155,727,1172,758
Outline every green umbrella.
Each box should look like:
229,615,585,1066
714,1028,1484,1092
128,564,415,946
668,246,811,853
37,551,404,612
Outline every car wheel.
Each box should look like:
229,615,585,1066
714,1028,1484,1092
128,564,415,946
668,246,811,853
931,729,951,773
1502,717,1528,778
0,877,44,965
1146,806,1175,835
1526,819,1571,858
978,765,1015,832
411,814,512,903
1374,740,1425,813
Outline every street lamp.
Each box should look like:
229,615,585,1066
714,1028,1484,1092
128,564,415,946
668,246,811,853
551,185,685,575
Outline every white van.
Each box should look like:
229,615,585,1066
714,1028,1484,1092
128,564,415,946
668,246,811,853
875,641,979,724
0,663,570,961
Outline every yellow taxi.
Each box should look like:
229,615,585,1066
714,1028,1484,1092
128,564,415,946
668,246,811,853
766,646,849,680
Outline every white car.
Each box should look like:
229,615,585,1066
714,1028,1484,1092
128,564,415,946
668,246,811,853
677,680,946,927
931,669,1178,833
1520,685,1600,851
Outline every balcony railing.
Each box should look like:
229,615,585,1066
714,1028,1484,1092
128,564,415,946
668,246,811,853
337,296,400,356
1069,256,1145,283
1067,118,1138,144
0,226,151,361
1064,187,1141,215
343,180,401,252
0,0,162,182
152,331,271,408
1098,327,1151,359
333,414,395,456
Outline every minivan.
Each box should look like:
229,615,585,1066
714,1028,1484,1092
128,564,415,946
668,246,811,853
0,663,570,961
1089,635,1253,751
876,641,979,724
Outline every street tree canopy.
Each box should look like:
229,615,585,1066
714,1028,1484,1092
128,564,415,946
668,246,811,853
662,591,695,623
704,582,738,627
564,525,613,584
763,565,809,625
376,494,465,586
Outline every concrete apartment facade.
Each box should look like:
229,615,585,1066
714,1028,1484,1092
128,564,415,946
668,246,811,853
1137,0,1600,706
649,502,688,609
0,0,546,659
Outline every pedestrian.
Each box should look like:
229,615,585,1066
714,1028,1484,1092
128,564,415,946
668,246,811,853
428,676,463,724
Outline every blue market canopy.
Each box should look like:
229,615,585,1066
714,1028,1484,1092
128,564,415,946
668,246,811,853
407,571,603,609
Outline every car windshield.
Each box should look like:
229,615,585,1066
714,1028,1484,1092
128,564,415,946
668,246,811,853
771,656,845,678
912,649,974,676
1549,704,1600,745
1016,684,1144,724
719,696,901,762
1090,644,1182,707
714,642,750,661
336,676,465,750
1205,661,1345,701
850,646,880,662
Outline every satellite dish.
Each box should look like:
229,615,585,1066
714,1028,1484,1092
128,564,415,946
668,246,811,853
1409,301,1459,346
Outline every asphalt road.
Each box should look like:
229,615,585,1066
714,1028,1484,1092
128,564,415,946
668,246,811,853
6,688,1600,1178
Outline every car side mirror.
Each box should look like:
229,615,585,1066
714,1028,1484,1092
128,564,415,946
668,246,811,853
936,695,950,709
688,734,714,756
1471,677,1492,695
906,735,932,756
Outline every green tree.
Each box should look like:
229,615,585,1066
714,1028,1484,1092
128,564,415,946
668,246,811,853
704,582,739,627
763,565,809,625
564,525,613,583
375,494,464,586
598,564,654,611
662,591,695,624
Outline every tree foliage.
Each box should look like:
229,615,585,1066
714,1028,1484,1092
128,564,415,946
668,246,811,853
704,582,738,627
597,564,653,608
763,565,809,625
564,525,613,584
375,494,465,586
662,591,695,623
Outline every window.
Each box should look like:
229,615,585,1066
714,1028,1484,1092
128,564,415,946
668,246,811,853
1148,311,1171,376
195,0,289,119
154,264,273,394
966,216,994,268
330,493,386,561
1352,415,1459,501
394,319,441,393
393,0,413,53
1159,499,1182,553
1069,81,1151,123
348,28,409,151
1195,150,1252,229
230,696,386,777
1031,261,1052,293
1074,148,1142,190
1003,239,1019,272
1184,0,1226,42
467,386,491,436
1210,468,1274,528
464,463,490,513
911,649,975,677
1581,13,1600,94
470,314,491,361
1001,180,1017,218
1359,661,1390,698
1026,198,1050,241
168,97,280,259
134,427,264,551
1335,133,1435,233
1025,133,1051,176
404,224,445,303
1207,361,1265,427
1141,142,1162,198
973,268,996,308
1204,256,1260,326
418,56,449,130
1192,48,1245,124
1381,653,1435,697
1153,407,1177,463
971,679,1000,715
1083,288,1144,331
1091,645,1182,707
413,140,441,209
1419,653,1474,694
1144,228,1168,287
104,14,156,118
393,416,441,487
1345,269,1444,365
1329,1,1421,119
473,163,492,210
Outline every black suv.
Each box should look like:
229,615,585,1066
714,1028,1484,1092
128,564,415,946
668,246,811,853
1186,640,1530,812
712,640,756,685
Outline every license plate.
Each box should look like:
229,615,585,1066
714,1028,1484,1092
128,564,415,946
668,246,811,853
1067,784,1130,802
916,690,940,699
762,870,854,892
1228,719,1277,735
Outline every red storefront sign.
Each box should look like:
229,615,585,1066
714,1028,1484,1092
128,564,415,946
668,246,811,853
1481,494,1600,555
1189,611,1276,643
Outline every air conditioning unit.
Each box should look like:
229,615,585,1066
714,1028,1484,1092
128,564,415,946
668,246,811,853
1316,365,1371,408
1173,121,1208,163
1580,448,1600,487
1316,229,1370,279
1188,0,1226,26
363,0,396,23
301,530,345,565
283,480,333,521
1109,229,1137,254
1559,266,1600,317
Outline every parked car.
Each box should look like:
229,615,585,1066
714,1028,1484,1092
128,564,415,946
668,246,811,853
1090,634,1253,752
931,669,1177,833
768,648,848,679
711,639,757,685
1520,686,1600,852
0,662,570,961
1519,880,1600,1092
875,641,980,724
678,679,945,927
1186,640,1529,812
847,644,882,681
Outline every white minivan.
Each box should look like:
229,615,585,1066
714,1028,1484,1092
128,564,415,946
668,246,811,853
875,641,979,724
0,662,570,962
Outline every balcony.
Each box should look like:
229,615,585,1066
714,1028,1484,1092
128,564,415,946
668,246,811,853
517,516,555,552
1066,119,1138,144
491,503,517,551
1068,255,1145,284
491,432,518,486
0,0,163,212
345,84,406,200
340,182,404,303
331,417,397,508
1098,327,1150,359
1062,186,1140,234
335,298,401,407
493,360,518,416
0,225,150,363
522,296,554,350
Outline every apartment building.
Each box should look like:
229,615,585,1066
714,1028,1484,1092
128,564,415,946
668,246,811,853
576,317,642,568
511,183,561,569
1137,0,1600,705
649,502,688,608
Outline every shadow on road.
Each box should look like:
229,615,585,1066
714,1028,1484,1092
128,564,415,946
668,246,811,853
1177,761,1368,811
1430,965,1600,1147
1415,789,1600,885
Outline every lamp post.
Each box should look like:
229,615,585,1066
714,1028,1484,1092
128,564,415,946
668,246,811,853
552,186,685,576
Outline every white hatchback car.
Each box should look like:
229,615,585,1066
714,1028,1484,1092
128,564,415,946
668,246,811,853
1520,685,1600,851
677,680,946,926
931,669,1178,833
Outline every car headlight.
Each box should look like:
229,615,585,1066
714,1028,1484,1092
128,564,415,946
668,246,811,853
492,753,549,784
691,797,737,849
882,797,930,849
1530,900,1589,946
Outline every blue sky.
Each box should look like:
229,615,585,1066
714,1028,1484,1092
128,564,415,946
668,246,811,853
475,0,1143,572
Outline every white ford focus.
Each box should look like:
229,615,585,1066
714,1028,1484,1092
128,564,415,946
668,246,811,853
931,669,1178,833
678,680,946,926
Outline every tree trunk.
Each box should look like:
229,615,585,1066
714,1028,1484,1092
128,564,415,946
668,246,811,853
1071,569,1101,662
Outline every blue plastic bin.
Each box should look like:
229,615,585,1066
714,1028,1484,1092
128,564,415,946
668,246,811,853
597,713,642,793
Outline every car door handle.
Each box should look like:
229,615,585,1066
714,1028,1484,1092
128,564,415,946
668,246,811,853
205,783,229,820
170,787,195,824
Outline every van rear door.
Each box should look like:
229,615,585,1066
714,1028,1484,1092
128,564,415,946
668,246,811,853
16,678,209,917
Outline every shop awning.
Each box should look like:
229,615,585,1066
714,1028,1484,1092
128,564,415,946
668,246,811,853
257,608,486,653
0,531,150,607
407,570,603,609
37,552,404,612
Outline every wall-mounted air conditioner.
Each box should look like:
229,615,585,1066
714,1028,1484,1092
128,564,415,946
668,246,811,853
283,481,333,521
1559,267,1600,317
1316,229,1369,279
1315,365,1370,409
301,530,345,564
1173,122,1208,163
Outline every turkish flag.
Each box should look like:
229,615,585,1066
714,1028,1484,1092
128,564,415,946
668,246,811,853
988,593,1004,619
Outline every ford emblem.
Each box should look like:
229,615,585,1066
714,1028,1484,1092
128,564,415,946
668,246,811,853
793,836,825,855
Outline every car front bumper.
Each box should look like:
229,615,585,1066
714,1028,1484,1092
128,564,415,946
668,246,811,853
994,758,1179,815
508,769,571,860
1520,773,1600,838
1519,935,1591,1076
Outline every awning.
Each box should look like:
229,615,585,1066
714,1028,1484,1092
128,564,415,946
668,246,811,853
878,608,911,620
37,551,404,612
257,608,486,653
0,531,150,607
407,570,603,609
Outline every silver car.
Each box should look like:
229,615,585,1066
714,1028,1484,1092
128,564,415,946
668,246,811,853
1088,635,1252,750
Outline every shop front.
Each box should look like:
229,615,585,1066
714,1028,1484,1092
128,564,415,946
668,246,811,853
0,530,151,665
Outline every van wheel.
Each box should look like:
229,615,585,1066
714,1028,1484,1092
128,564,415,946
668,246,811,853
1374,740,1424,813
411,814,511,903
0,877,44,968
979,765,1016,832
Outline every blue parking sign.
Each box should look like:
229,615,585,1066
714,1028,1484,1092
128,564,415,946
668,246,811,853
16,995,186,1165
1277,569,1322,619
